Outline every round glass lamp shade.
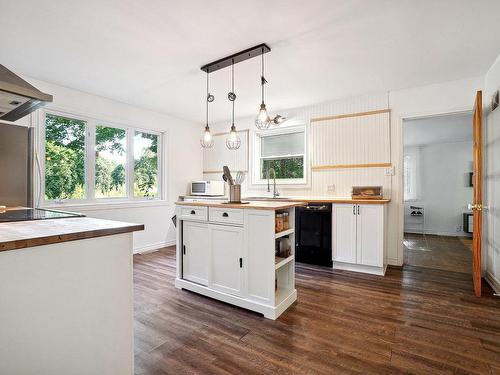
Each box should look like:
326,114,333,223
226,124,241,150
200,125,214,148
255,103,271,130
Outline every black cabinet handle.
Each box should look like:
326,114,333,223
183,245,186,254
222,212,229,217
357,205,360,215
190,210,195,215
353,205,356,215
239,258,243,268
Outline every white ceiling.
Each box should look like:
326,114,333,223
404,113,472,146
2,0,500,124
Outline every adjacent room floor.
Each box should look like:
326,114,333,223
133,247,499,375
404,233,473,274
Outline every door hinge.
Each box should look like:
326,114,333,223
239,257,243,268
183,245,186,254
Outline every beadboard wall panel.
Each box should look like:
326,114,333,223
311,111,390,167
203,130,248,173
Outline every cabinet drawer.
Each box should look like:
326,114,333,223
209,207,244,225
179,206,208,222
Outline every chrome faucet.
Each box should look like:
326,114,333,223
266,168,280,198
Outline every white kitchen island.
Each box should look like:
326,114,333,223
175,200,306,320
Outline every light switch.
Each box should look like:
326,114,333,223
327,184,335,193
385,166,395,176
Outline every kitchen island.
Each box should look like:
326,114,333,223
175,200,306,319
0,216,144,375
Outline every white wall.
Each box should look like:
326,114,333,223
205,76,483,265
484,53,500,293
14,76,203,252
404,141,473,236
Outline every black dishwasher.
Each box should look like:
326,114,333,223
295,203,332,267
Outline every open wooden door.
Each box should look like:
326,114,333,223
471,91,483,297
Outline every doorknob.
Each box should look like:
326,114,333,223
468,203,483,211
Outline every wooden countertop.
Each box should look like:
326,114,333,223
176,200,307,211
0,217,144,252
244,197,391,204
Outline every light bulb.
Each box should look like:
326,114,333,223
226,124,241,150
200,124,214,148
255,102,271,129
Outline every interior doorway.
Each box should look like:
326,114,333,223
402,112,473,274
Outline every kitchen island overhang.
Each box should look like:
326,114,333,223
175,200,306,320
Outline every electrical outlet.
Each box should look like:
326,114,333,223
327,184,335,193
385,166,395,176
456,225,462,232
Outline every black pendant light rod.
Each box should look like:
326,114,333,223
201,43,271,73
206,71,209,125
231,60,235,124
260,47,268,104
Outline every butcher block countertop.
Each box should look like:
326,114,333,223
0,217,144,252
176,200,307,211
245,197,391,204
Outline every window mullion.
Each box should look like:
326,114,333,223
87,121,96,201
127,129,134,200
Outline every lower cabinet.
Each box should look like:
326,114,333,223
209,224,244,296
332,204,385,271
182,221,209,286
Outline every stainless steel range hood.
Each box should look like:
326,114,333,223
0,64,53,121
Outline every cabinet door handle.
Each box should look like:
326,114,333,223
183,245,186,254
353,205,356,215
357,205,360,215
239,258,243,268
222,212,229,217
190,210,196,215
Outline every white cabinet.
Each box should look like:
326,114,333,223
332,204,357,263
209,224,244,296
356,205,384,267
332,204,386,275
182,221,209,286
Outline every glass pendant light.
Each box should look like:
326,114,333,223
226,60,241,150
255,47,271,129
200,71,214,148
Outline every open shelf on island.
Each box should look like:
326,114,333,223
275,287,295,305
275,228,294,239
275,255,294,270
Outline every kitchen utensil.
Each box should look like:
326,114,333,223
222,174,228,183
235,171,245,185
223,166,234,185
229,184,241,203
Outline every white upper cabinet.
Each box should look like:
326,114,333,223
203,130,248,173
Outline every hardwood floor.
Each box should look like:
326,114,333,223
134,247,500,375
404,233,473,274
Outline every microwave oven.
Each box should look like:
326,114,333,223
190,180,225,196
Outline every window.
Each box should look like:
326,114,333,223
95,125,127,198
403,148,418,201
254,126,307,184
44,114,86,200
42,112,162,204
133,131,159,198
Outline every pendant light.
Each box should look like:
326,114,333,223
200,71,214,148
226,60,241,150
255,47,271,129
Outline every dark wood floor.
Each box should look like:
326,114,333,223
404,233,473,274
134,247,500,375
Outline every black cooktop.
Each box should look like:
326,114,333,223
0,208,85,223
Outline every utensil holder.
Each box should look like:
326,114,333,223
229,184,241,203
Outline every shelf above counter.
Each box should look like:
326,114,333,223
275,255,294,270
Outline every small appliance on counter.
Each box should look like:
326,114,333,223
190,180,225,196
351,186,383,200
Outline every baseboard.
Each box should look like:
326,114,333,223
133,239,175,254
387,257,402,266
404,230,472,237
485,271,500,294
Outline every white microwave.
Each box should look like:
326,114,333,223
190,180,225,196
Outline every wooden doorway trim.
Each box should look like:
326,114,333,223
472,90,483,297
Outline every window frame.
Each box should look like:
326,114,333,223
251,122,309,186
38,109,164,206
403,147,419,202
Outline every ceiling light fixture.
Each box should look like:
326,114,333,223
226,60,241,150
200,70,214,148
255,47,272,130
